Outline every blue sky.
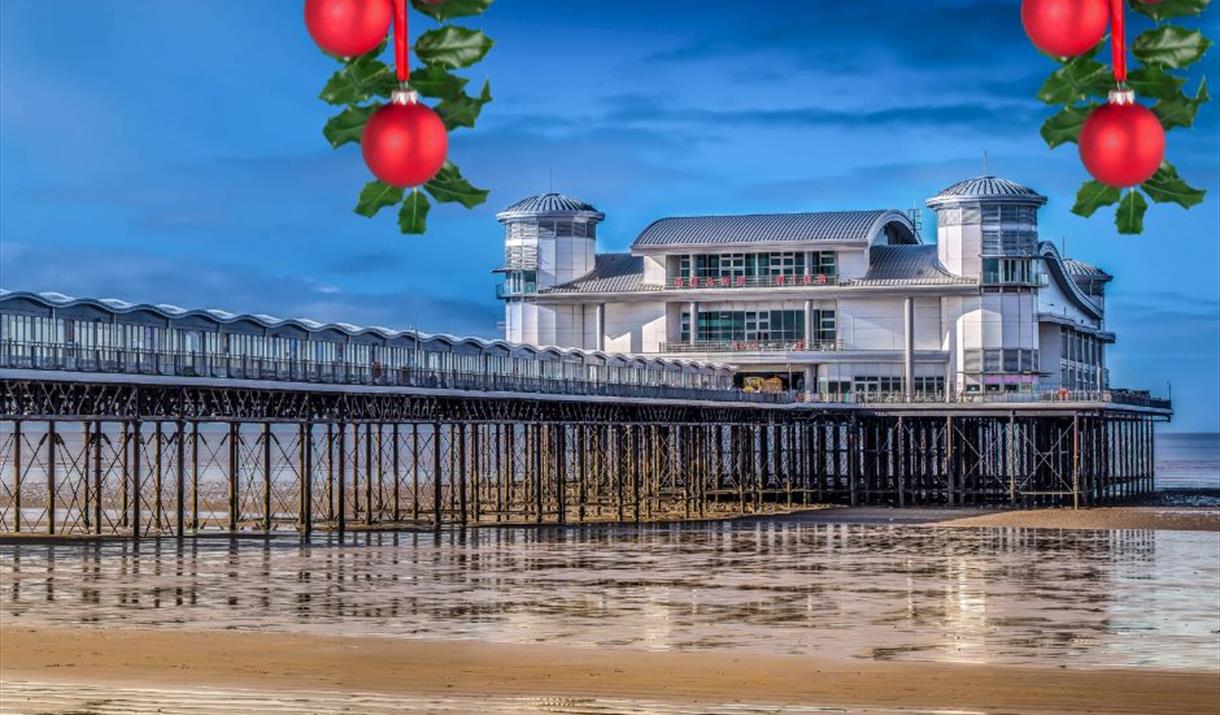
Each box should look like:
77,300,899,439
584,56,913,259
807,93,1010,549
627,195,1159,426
1,0,1217,430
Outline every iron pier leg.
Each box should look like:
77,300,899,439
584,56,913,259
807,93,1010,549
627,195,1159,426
47,421,57,536
176,419,186,538
432,422,442,533
263,422,273,532
131,419,142,541
227,421,239,533
11,420,20,533
93,421,103,535
337,421,347,538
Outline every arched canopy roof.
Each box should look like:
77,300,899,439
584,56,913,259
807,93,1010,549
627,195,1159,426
631,209,918,251
0,290,734,379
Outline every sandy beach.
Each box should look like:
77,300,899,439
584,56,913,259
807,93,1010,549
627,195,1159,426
935,506,1220,531
1,626,1217,715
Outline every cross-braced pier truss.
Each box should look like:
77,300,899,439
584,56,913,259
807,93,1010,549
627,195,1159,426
0,376,1165,539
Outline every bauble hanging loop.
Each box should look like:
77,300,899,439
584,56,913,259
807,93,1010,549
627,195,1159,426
1079,89,1165,188
1021,0,1110,57
305,0,392,57
362,90,449,188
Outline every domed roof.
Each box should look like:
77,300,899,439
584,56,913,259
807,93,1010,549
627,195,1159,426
926,176,1046,208
497,192,605,221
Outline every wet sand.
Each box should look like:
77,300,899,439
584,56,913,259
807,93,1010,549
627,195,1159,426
1,626,1217,715
934,506,1220,531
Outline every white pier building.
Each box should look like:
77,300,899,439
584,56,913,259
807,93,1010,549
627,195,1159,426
495,176,1114,401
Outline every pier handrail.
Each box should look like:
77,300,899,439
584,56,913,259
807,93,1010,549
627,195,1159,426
0,339,788,404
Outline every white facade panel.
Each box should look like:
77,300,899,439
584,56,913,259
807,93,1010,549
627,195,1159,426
605,302,665,353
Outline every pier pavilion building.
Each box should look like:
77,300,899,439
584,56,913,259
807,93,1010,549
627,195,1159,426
495,176,1115,402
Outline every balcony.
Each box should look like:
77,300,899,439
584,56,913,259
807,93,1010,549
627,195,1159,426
496,282,537,298
668,273,842,290
660,338,843,354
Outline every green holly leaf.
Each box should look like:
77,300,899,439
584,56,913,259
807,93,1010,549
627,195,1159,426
410,0,493,21
1115,190,1148,234
415,26,494,69
1072,180,1123,217
1037,56,1113,104
1132,26,1213,69
398,191,431,234
1126,65,1187,101
320,54,396,105
323,104,379,148
424,161,489,208
1127,0,1211,22
1141,161,1207,208
1041,104,1096,148
354,180,405,218
407,64,469,100
435,80,492,129
1153,77,1210,129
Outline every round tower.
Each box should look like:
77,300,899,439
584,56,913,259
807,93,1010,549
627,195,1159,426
926,176,1049,397
925,176,1047,279
494,192,604,345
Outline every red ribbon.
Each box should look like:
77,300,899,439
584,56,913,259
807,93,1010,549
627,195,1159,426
1110,0,1127,84
393,0,408,82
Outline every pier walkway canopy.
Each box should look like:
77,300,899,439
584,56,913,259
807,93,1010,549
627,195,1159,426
0,291,744,403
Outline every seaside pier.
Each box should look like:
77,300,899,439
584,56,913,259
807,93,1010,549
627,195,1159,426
0,292,1170,539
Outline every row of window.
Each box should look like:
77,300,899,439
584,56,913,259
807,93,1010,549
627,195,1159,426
679,309,837,344
1060,326,1106,390
0,313,725,388
676,252,838,280
816,376,945,395
962,348,1041,374
981,258,1041,286
936,204,1038,227
504,219,597,241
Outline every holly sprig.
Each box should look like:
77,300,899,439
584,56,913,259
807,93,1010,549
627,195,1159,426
1037,0,1212,234
317,0,493,235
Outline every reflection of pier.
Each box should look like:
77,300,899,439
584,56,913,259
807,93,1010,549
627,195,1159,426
0,293,1168,539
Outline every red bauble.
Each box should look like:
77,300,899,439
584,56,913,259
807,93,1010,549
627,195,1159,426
362,93,448,187
1079,93,1165,188
304,0,391,57
1021,0,1109,57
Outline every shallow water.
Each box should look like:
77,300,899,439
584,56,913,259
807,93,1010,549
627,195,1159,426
2,521,1217,671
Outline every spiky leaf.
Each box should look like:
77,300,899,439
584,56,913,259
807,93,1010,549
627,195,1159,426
415,26,494,69
1072,180,1123,217
354,180,405,218
1127,0,1211,22
1041,104,1096,147
1126,65,1188,101
435,80,492,129
1141,161,1207,208
410,0,493,21
323,104,378,148
1037,56,1113,104
1153,77,1210,129
1132,26,1213,69
1115,190,1148,234
407,65,470,100
398,191,431,234
424,161,490,208
320,55,396,105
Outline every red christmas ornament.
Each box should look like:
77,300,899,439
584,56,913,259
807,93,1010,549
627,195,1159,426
1021,0,1110,57
362,91,448,187
1079,90,1165,187
304,0,391,57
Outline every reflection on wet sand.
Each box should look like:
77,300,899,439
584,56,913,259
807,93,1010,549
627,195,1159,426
2,521,1218,670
